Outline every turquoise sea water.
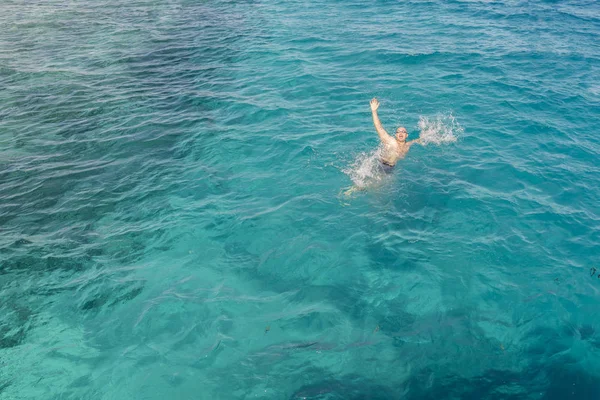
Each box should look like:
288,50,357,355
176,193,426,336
2,0,600,398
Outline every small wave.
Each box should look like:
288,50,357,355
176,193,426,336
418,113,462,145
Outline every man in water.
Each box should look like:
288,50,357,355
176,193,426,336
370,97,421,168
342,98,423,196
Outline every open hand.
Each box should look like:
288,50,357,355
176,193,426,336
370,98,380,111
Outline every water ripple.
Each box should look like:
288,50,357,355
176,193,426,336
1,0,600,398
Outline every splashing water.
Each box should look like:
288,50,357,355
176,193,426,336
342,147,387,192
343,114,461,193
418,113,462,145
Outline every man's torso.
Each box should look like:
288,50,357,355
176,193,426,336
380,141,409,166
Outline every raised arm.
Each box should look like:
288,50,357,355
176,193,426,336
370,98,394,145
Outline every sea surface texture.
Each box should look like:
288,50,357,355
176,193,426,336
1,0,600,399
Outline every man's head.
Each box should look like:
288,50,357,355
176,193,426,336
396,127,408,142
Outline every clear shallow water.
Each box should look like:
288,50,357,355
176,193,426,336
1,0,600,398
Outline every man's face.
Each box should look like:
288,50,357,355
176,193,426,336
396,127,408,141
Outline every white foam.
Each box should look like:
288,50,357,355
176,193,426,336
342,147,387,191
417,113,462,145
